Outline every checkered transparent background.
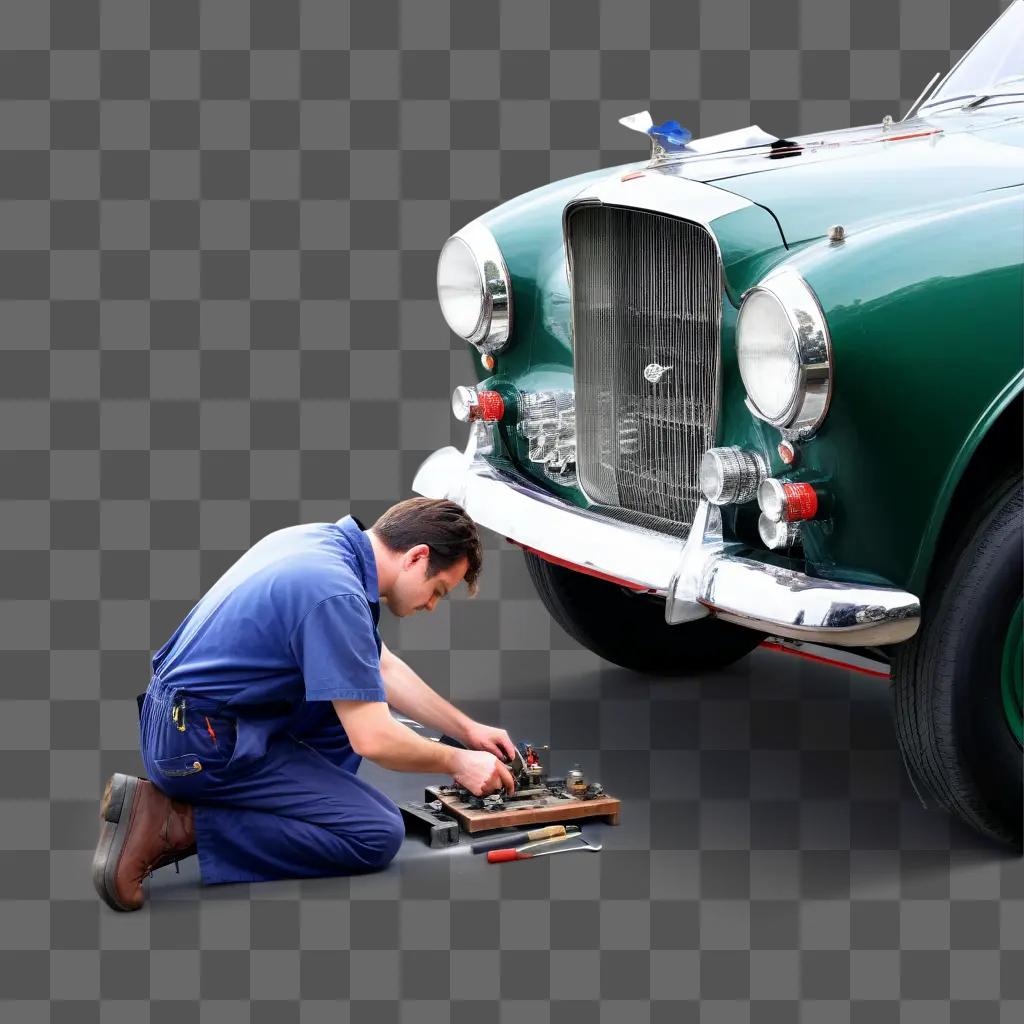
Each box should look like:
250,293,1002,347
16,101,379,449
1,0,1022,1020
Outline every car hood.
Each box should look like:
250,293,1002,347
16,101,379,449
652,108,1024,246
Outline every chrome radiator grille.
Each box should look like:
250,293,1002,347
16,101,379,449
565,203,722,530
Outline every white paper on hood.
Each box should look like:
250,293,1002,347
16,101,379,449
686,125,779,154
618,109,654,134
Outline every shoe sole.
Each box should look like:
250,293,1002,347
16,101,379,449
92,773,140,912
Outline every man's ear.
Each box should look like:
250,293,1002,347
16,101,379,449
403,543,431,570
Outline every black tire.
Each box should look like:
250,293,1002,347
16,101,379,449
892,470,1023,852
523,549,764,674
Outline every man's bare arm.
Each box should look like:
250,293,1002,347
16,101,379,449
333,698,456,771
378,642,473,742
331,699,515,795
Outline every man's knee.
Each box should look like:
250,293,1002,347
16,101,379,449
355,808,405,870
337,805,404,872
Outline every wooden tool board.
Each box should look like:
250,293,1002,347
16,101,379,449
426,785,620,834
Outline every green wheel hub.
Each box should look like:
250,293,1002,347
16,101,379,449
1002,598,1023,747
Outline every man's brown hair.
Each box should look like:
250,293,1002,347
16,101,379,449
370,497,483,597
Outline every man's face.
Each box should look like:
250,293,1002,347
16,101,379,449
383,545,468,617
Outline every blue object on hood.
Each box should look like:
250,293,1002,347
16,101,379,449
647,119,692,151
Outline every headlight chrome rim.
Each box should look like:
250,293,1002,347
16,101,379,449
437,220,512,355
737,269,833,438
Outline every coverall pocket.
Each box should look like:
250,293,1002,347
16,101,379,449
164,699,236,763
155,753,205,777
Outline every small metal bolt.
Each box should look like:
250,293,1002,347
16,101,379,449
828,224,846,243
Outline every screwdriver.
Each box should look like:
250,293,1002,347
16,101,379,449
487,835,602,862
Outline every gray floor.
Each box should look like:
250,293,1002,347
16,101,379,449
43,642,1022,1020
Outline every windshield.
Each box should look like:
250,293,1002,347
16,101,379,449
922,0,1024,110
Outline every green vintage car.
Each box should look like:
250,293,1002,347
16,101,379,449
413,2,1024,848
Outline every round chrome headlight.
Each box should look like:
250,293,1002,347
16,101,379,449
736,270,832,437
436,221,512,354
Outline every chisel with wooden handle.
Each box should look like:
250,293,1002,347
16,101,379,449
471,824,578,854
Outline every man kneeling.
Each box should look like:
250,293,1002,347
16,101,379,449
93,498,516,910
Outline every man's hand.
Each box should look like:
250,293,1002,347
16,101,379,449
450,749,516,797
460,720,517,762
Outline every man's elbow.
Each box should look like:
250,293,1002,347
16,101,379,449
332,698,395,760
348,726,386,761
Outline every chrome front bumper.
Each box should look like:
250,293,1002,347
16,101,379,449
412,443,921,647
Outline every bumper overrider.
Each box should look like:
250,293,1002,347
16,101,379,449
412,439,921,647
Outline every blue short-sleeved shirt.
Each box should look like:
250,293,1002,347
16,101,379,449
150,515,387,709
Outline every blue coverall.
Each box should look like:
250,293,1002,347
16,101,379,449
138,515,405,884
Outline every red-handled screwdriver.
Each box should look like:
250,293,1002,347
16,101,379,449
487,835,602,862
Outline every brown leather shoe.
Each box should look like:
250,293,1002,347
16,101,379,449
92,773,197,911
